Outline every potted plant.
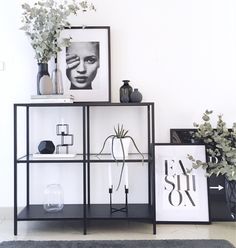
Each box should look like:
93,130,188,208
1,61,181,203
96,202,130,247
20,0,95,94
96,124,144,190
188,110,236,219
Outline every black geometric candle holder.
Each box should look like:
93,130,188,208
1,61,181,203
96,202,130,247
56,124,74,154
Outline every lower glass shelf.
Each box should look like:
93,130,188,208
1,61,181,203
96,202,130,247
17,204,153,221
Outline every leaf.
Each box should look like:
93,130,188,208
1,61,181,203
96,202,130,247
20,0,95,62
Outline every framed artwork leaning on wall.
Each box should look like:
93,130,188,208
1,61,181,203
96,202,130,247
170,128,234,221
155,143,210,223
57,26,111,103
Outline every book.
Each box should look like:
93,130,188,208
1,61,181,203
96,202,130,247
30,94,74,103
31,94,74,99
30,98,74,103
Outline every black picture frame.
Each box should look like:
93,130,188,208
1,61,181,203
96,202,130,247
58,26,111,103
155,143,210,223
170,128,234,221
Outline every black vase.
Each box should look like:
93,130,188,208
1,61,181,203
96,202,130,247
120,80,133,103
37,63,50,95
225,178,236,220
130,88,143,103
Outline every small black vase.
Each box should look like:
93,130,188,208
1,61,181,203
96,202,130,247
130,88,143,103
225,178,236,220
120,80,133,103
37,63,50,95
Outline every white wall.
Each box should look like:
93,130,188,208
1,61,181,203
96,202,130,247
1,0,236,207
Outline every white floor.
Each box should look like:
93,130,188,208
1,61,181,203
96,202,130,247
0,218,235,247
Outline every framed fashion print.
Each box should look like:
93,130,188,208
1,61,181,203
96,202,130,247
155,143,210,223
57,26,111,102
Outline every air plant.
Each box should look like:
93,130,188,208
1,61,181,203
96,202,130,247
96,124,144,191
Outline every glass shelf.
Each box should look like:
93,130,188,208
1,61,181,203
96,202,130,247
17,153,152,163
89,153,151,163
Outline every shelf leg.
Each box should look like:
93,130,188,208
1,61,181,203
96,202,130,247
83,220,87,235
125,186,128,210
109,187,113,213
14,219,17,236
153,222,156,235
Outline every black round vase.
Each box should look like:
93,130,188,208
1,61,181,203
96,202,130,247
120,80,133,103
38,140,55,154
37,63,50,95
130,88,142,103
225,178,236,220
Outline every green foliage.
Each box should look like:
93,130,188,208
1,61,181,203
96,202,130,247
189,110,236,181
114,124,129,138
20,0,95,63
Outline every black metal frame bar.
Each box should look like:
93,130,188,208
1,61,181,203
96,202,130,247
151,103,156,234
26,107,30,206
13,105,17,236
82,106,87,234
86,106,90,206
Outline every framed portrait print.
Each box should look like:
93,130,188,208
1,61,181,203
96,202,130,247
57,26,111,102
155,143,210,223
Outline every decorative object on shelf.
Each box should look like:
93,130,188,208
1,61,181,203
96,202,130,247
96,124,144,191
56,123,74,154
58,26,111,102
43,184,64,212
120,80,133,103
130,88,142,103
51,57,64,95
39,75,53,95
37,63,50,95
30,94,74,103
20,0,95,95
38,140,55,154
188,110,236,219
225,179,236,219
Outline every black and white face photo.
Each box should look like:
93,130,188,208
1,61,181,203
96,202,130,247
66,42,100,90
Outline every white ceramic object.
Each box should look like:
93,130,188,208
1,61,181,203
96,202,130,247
39,75,53,95
109,137,131,158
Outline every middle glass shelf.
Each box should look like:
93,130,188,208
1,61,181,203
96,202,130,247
17,153,152,163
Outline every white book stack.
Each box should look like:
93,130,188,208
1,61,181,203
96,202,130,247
30,94,74,103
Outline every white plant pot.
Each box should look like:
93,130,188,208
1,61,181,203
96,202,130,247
109,137,131,158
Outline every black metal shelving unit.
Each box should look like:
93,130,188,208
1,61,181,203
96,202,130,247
14,102,156,235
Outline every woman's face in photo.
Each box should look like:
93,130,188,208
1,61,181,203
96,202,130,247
66,42,100,89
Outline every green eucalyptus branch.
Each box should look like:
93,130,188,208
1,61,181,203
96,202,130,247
20,0,95,63
189,110,236,181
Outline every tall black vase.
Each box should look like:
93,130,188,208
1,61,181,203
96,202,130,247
225,178,236,220
120,80,133,103
37,63,50,95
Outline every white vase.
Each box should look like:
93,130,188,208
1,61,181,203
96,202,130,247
39,75,53,95
109,137,131,158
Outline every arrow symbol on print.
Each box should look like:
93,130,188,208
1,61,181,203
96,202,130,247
210,185,224,191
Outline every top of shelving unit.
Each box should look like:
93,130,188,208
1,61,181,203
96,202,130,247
14,102,154,107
